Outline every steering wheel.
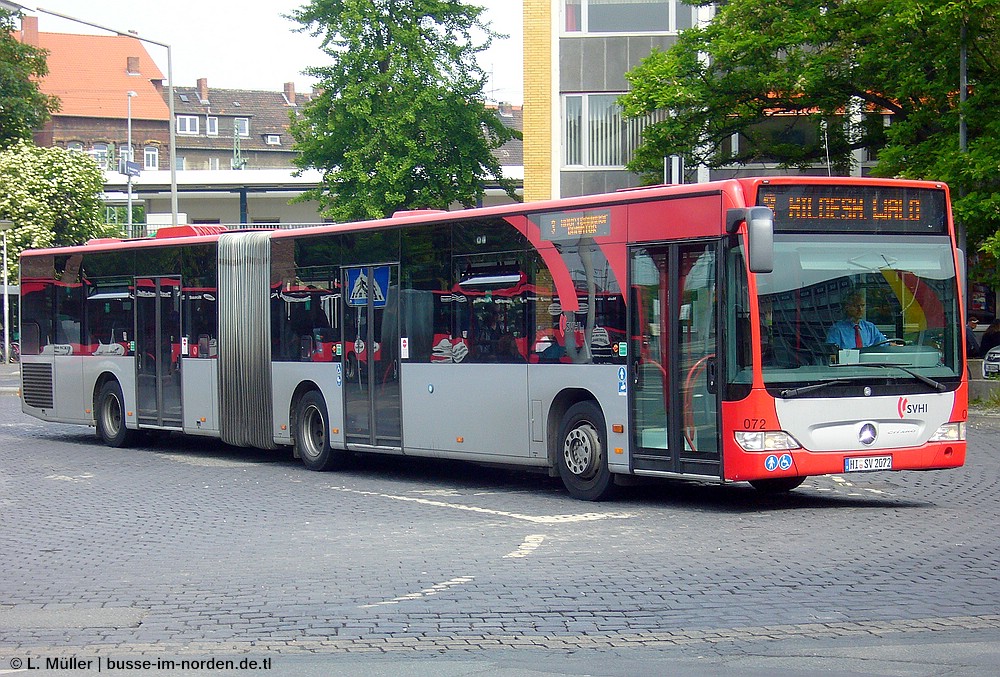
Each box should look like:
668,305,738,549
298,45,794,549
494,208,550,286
864,338,906,349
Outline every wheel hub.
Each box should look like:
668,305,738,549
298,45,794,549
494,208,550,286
564,423,600,478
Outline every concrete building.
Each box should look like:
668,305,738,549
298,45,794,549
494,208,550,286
522,0,878,202
524,0,704,201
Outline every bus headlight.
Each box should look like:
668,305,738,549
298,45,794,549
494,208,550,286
734,431,801,451
929,422,966,442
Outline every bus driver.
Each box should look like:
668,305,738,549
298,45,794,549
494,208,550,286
826,290,893,349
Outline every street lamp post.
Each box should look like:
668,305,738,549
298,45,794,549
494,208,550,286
0,219,11,365
126,90,136,236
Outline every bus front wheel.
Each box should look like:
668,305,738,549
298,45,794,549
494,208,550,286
95,380,136,448
556,401,616,501
295,390,344,471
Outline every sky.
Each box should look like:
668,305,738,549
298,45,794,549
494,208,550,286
19,0,524,103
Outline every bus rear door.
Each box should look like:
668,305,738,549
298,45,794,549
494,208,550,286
134,276,183,428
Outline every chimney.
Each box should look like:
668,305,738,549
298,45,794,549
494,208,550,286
197,78,209,104
21,15,39,47
126,56,140,75
284,82,296,105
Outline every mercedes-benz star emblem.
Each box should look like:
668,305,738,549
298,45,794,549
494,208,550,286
859,423,878,446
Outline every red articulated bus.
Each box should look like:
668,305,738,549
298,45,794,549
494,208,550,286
19,177,967,499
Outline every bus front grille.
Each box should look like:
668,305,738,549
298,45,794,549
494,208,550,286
21,363,54,409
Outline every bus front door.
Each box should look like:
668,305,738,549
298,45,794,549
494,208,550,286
629,243,721,477
342,266,401,448
134,276,183,428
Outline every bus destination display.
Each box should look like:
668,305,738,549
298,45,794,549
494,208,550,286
533,209,612,242
757,184,947,234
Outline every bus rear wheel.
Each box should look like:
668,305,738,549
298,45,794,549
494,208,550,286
295,390,344,471
749,476,805,494
556,401,616,501
95,380,136,448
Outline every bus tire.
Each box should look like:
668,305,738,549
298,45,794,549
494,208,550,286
556,401,616,501
95,380,136,448
749,476,805,494
295,390,344,471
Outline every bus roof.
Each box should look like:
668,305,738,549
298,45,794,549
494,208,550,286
19,176,949,258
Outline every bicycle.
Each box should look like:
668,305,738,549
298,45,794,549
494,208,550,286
0,341,19,363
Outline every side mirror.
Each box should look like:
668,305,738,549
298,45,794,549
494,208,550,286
727,207,774,273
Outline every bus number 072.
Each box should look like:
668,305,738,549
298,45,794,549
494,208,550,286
743,418,766,430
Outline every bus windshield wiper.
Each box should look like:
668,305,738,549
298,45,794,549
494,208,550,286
832,362,947,392
780,379,855,399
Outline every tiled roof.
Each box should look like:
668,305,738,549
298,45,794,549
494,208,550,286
35,32,169,121
490,103,523,167
170,81,313,151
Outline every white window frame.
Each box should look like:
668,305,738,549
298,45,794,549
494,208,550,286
209,157,221,171
234,118,250,138
265,134,281,145
91,143,110,169
562,0,692,35
207,116,219,136
144,146,159,170
562,93,668,169
177,115,199,135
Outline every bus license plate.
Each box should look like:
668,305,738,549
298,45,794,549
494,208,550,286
844,456,892,473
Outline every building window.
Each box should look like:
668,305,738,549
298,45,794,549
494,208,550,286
564,0,691,33
177,115,199,135
234,118,250,137
144,146,159,170
207,117,219,136
175,155,186,171
67,141,84,152
265,134,281,145
563,93,667,168
91,143,110,169
209,157,221,170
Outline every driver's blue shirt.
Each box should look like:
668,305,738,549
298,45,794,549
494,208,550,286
826,319,888,349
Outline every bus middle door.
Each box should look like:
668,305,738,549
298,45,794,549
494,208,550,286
342,265,401,449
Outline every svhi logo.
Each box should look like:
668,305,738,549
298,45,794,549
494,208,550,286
897,397,929,418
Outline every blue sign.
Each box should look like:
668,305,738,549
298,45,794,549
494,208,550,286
618,367,627,381
347,267,390,308
764,455,779,472
778,454,793,471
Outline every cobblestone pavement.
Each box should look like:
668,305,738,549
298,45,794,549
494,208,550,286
1,380,998,675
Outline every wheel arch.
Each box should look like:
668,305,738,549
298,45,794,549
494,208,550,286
92,371,125,425
546,387,602,469
288,380,323,458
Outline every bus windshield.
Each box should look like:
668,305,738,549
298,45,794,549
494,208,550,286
753,233,961,391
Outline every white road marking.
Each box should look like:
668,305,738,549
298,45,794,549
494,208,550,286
504,534,546,558
359,576,474,608
331,486,634,523
45,473,93,483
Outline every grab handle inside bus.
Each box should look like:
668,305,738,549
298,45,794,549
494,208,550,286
727,207,774,273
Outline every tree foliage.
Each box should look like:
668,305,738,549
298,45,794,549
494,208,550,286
621,0,1000,276
0,142,111,279
288,0,520,222
0,7,59,150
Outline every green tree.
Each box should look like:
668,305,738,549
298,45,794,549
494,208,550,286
288,0,520,222
0,7,59,149
620,0,1000,272
0,142,112,279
